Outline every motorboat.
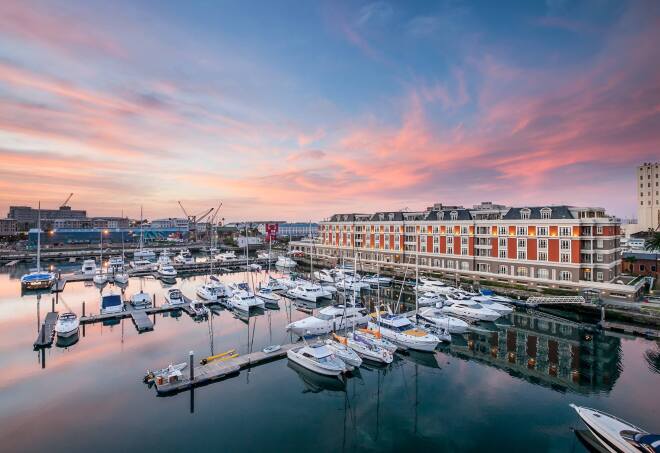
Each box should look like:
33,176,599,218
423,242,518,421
133,248,155,260
479,289,514,304
368,312,440,352
313,269,335,284
335,276,369,291
108,256,124,270
470,296,514,314
144,362,187,384
324,336,362,370
418,293,445,307
189,300,210,317
247,263,262,271
113,270,129,285
54,312,79,337
226,284,264,311
415,320,452,342
93,270,108,286
273,275,300,290
261,276,288,292
441,301,500,322
286,283,333,302
257,251,273,260
286,304,369,337
101,293,123,314
418,307,469,334
354,327,398,352
164,288,185,305
130,290,152,308
130,259,155,271
345,332,393,364
81,259,97,275
196,282,228,301
570,404,659,453
276,256,297,268
361,275,392,286
20,271,56,290
173,249,194,264
157,263,177,279
215,251,238,262
286,343,347,376
256,287,279,305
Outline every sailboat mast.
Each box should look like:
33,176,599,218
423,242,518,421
36,201,41,272
415,237,419,315
139,206,144,251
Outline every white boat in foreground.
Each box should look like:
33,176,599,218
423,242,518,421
226,284,264,311
286,304,369,337
368,313,440,352
286,283,332,302
130,290,152,308
144,362,187,384
190,300,210,317
256,287,279,305
174,249,194,264
21,271,56,290
287,343,347,376
325,336,362,370
570,404,659,453
101,293,123,314
418,307,469,334
164,288,185,305
54,312,79,337
196,282,227,301
93,270,108,286
346,332,394,364
157,263,177,279
81,259,97,275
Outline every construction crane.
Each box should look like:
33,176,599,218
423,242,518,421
177,201,215,242
60,193,74,209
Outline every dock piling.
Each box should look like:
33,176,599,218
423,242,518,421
189,351,194,381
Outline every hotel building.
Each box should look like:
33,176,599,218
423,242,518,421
291,202,643,299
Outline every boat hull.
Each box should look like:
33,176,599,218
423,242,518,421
286,350,343,376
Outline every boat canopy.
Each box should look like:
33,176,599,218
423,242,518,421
102,294,122,308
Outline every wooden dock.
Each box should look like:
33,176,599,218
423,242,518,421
34,311,58,349
130,309,154,333
153,343,298,395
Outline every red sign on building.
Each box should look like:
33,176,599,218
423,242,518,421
265,223,279,241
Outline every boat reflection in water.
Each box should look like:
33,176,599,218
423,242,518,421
447,310,622,394
288,361,347,394
56,331,79,349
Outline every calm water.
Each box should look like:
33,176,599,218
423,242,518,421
0,260,658,452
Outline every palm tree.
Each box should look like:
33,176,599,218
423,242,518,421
644,231,660,252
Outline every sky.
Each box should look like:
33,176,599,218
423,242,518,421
0,0,659,222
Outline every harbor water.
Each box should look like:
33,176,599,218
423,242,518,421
0,261,658,452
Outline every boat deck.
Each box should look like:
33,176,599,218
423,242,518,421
154,343,298,395
33,311,58,349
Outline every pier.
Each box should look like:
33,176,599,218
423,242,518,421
153,344,298,395
34,311,58,349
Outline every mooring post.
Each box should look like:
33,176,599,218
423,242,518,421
189,351,194,381
82,301,85,317
51,297,54,313
601,305,605,322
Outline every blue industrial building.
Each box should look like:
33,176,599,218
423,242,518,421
27,227,188,248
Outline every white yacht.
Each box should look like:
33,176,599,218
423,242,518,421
157,263,177,279
313,269,335,283
368,312,440,352
286,283,333,302
276,256,297,268
287,343,347,376
273,275,300,290
157,251,172,265
130,290,152,308
164,288,185,305
286,304,369,337
570,404,659,453
101,293,123,314
470,296,514,314
256,287,279,305
81,259,97,275
173,249,194,264
108,256,124,271
130,259,155,271
345,332,394,364
113,270,129,285
418,307,469,333
262,276,288,292
215,251,238,262
324,337,362,370
93,270,108,286
54,312,79,337
418,292,445,307
133,249,156,260
361,275,392,286
354,327,398,352
441,301,500,322
196,282,228,301
335,276,369,291
226,284,264,311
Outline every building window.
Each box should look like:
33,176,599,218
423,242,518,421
461,226,469,235
538,239,548,249
450,211,458,221
596,254,603,262
461,247,468,255
499,265,507,275
596,226,603,234
517,226,527,236
516,267,528,277
537,269,549,279
538,251,548,261
499,238,507,248
596,272,603,282
559,227,571,236
447,246,453,254
560,253,571,263
640,264,646,271
478,263,489,272
540,208,551,220
461,261,469,270
559,271,572,281
560,240,570,250
517,250,527,260
518,238,526,248
499,226,507,235
447,236,453,245
537,226,548,236
520,209,531,220
461,236,468,245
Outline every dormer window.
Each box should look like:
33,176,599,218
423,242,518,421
450,211,458,221
439,212,445,220
379,213,384,221
388,213,394,221
540,208,551,220
520,208,531,220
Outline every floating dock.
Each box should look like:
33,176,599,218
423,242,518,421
34,311,58,349
153,344,298,395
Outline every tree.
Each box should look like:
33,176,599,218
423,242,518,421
645,231,660,252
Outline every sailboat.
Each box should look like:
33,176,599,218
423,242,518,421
256,232,280,305
93,229,108,285
20,202,56,290
133,206,155,260
227,225,264,311
113,230,129,285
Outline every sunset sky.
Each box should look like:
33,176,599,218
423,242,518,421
1,0,659,222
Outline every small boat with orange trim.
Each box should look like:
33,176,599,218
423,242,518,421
345,332,393,364
325,334,362,369
356,327,398,352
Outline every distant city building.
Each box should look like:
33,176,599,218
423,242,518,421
637,162,660,232
237,236,263,248
0,218,17,237
8,205,87,230
290,202,645,299
151,218,190,229
27,227,188,248
622,251,658,280
277,222,318,239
